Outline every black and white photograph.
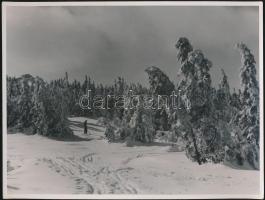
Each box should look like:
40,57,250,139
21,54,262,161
2,1,264,199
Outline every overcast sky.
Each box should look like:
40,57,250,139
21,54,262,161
6,6,259,90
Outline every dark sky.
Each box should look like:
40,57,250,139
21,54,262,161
6,6,259,90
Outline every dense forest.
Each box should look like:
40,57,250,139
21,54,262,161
6,37,260,170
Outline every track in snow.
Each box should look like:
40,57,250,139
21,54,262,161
41,153,138,194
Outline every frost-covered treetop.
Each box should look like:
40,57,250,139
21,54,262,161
219,69,230,93
145,66,175,95
237,43,257,83
175,37,193,64
175,38,212,83
188,49,212,75
237,43,256,66
236,42,259,105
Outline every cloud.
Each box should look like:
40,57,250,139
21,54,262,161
5,6,259,90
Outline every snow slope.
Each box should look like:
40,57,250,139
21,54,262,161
6,117,260,196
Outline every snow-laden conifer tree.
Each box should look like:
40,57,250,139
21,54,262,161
145,66,175,131
236,43,259,143
7,77,20,127
230,88,242,110
45,79,73,138
16,74,36,131
213,69,233,122
128,97,155,143
212,70,237,160
145,66,175,96
7,74,73,138
228,43,260,169
175,37,224,164
31,77,49,135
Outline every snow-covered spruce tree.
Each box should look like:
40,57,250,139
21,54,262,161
7,74,73,138
219,69,230,105
145,66,175,131
44,78,73,138
176,37,193,64
16,74,36,131
104,82,153,143
7,76,21,128
113,77,126,120
212,69,236,157
236,43,259,143
30,76,71,137
213,69,233,122
228,43,259,169
127,96,155,144
230,88,242,110
145,66,175,96
105,123,115,142
115,84,138,141
80,75,95,117
175,37,224,164
31,77,49,135
68,79,82,116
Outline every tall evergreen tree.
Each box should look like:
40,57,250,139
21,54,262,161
175,37,224,164
16,74,36,130
214,69,232,122
127,96,155,144
145,66,175,131
229,43,260,169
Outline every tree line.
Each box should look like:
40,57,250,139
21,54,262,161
6,37,259,169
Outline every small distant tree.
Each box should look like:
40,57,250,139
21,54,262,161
114,77,126,120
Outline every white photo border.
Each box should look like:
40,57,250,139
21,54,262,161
2,1,263,199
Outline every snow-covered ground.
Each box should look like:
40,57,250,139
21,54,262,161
6,117,260,196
